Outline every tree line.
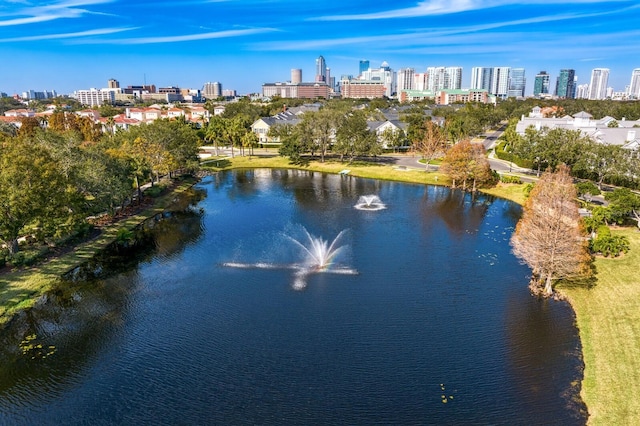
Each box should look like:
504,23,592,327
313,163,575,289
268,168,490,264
0,118,200,258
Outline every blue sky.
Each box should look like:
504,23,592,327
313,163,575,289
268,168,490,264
1,0,639,96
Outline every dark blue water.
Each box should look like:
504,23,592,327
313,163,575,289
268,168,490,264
0,170,586,425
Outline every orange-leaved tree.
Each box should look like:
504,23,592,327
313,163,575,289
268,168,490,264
511,165,591,297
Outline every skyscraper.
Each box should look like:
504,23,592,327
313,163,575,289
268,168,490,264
507,68,526,97
359,60,370,76
588,68,610,100
470,67,493,91
555,69,576,98
315,55,327,83
629,68,640,99
203,82,222,98
533,71,550,96
397,68,415,91
491,67,510,99
291,69,302,84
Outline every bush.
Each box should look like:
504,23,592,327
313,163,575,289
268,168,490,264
500,174,522,184
589,225,630,257
494,141,534,169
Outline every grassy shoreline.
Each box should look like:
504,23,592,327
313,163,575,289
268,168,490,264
0,178,197,328
3,154,636,424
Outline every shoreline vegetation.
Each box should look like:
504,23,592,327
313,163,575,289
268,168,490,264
1,154,637,424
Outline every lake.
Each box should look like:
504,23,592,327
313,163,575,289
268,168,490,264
0,169,586,425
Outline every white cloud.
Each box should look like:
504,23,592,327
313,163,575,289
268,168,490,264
312,0,634,21
0,0,115,26
0,27,137,42
72,27,278,44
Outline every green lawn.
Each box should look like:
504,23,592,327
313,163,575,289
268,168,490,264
558,228,640,425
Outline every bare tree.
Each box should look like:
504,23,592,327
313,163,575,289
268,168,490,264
412,119,446,171
511,165,591,297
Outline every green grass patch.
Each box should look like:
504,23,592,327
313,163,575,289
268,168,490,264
558,228,640,425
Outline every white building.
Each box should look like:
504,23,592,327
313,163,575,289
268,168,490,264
361,61,396,97
396,68,415,92
74,88,118,106
588,68,610,100
629,68,640,99
491,67,510,99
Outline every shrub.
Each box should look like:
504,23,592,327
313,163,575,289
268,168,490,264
589,225,630,257
575,181,601,198
500,174,522,184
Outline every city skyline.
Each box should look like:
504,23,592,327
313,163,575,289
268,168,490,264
1,0,640,96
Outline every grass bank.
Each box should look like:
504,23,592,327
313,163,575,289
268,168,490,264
558,228,640,425
0,178,197,328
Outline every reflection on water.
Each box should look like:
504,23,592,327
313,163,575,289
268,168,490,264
0,171,586,425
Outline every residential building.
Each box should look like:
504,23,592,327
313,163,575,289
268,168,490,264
491,67,510,99
629,68,640,99
396,68,415,92
507,68,526,98
21,89,57,100
533,71,550,96
262,82,330,99
203,82,222,98
221,89,236,98
413,73,428,91
424,67,462,91
107,79,120,89
555,69,576,99
470,67,493,91
588,68,610,100
576,84,590,99
399,88,494,105
74,88,117,106
516,107,640,154
341,79,386,99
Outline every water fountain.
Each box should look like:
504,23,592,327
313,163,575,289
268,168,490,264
223,227,357,289
354,195,386,211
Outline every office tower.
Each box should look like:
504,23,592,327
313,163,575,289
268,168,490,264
555,69,576,98
629,68,640,99
491,67,510,99
107,78,120,89
291,69,302,84
470,67,493,91
316,55,327,82
359,60,370,76
397,68,415,91
533,71,550,96
588,68,609,100
326,67,332,88
507,68,526,97
203,82,222,98
361,61,396,97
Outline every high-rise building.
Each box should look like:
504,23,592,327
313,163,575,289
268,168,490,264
555,69,576,99
533,71,550,96
470,67,493,91
291,69,302,84
315,55,327,82
491,67,510,99
397,68,415,91
361,61,396,97
359,60,370,77
629,68,640,99
203,82,222,98
588,68,610,100
413,73,428,91
507,68,526,98
108,78,120,89
576,84,590,99
425,67,462,91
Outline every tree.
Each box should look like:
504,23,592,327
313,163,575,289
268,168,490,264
440,140,493,191
511,165,591,297
334,111,378,163
411,119,446,171
0,136,74,254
